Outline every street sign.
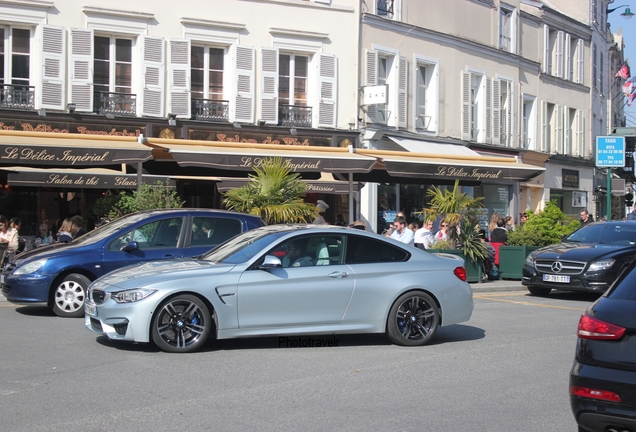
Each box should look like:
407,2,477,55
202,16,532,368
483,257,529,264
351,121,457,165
596,136,626,168
611,178,626,196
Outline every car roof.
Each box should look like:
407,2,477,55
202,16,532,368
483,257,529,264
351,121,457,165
126,208,262,220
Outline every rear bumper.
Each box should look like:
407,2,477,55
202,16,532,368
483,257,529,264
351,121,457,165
570,360,636,432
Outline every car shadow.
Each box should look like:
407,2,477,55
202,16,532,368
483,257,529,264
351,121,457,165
13,305,57,317
94,324,486,353
525,290,603,302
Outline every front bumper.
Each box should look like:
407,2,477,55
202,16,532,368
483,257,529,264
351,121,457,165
1,272,54,303
84,298,157,344
570,360,636,432
522,265,613,293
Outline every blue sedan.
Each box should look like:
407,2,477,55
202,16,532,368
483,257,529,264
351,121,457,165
1,209,264,318
85,225,474,353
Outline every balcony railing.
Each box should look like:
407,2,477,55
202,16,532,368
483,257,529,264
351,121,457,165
192,98,229,122
0,84,35,110
97,91,136,117
279,104,312,127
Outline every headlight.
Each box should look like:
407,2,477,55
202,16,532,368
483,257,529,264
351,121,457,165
588,259,615,272
111,288,156,303
524,253,536,267
13,258,48,275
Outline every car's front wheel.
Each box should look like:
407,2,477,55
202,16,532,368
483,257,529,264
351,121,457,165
387,291,439,346
527,286,552,296
151,295,211,353
51,274,90,318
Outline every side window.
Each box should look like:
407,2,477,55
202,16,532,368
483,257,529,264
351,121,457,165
108,218,183,251
345,234,409,264
271,235,344,268
190,217,242,247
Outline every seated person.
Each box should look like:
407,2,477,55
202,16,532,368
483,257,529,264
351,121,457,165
282,240,314,268
489,218,508,244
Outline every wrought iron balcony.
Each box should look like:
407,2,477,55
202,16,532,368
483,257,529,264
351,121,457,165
0,84,35,110
278,104,312,127
192,98,229,122
97,91,136,117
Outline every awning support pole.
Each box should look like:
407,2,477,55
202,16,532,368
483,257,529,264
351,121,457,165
137,162,142,191
348,172,354,223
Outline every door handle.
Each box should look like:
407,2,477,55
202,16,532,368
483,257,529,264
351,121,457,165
328,271,348,278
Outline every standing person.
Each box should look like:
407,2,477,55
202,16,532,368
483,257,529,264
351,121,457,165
70,215,87,238
313,200,329,224
334,213,347,226
520,212,529,226
490,219,508,243
627,204,636,220
504,215,514,231
55,218,74,243
414,220,435,250
488,212,500,236
9,217,25,253
388,216,414,246
580,209,594,225
0,215,19,262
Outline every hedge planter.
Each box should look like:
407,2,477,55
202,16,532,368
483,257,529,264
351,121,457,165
427,249,483,283
498,245,541,280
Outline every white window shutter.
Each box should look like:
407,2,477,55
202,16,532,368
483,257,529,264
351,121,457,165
69,28,93,112
556,105,563,153
577,109,585,156
492,79,501,145
485,77,493,143
259,47,278,125
365,49,378,123
505,81,512,146
461,71,471,141
168,38,191,118
541,102,548,152
543,25,550,74
564,34,571,80
564,106,571,155
397,56,408,129
233,45,255,123
577,39,584,84
555,31,564,78
140,35,165,117
38,25,66,110
317,53,337,128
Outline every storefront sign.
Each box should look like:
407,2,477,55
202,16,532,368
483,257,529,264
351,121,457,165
8,171,174,189
188,129,331,147
0,145,151,166
562,169,579,188
0,120,144,136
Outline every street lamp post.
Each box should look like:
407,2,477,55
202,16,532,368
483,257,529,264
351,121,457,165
607,4,635,19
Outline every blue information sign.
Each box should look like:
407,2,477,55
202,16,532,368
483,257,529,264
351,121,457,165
596,136,625,168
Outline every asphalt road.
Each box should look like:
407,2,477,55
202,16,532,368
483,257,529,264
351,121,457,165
0,289,597,432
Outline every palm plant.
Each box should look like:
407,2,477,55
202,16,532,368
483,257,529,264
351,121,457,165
223,157,317,224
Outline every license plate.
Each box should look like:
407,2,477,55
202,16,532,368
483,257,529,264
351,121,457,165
84,302,97,317
543,274,570,283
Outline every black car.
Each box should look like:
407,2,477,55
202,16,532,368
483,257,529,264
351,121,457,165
522,221,636,296
569,260,636,432
2,209,264,317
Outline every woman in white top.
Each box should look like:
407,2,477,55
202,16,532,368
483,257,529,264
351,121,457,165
0,215,19,254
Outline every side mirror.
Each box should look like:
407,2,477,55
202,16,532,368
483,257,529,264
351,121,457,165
121,241,139,252
258,254,282,269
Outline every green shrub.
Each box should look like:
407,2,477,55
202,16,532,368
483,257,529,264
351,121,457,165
507,201,580,247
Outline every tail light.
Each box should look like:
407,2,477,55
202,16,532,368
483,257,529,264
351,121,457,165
453,267,467,282
577,314,626,340
570,385,622,402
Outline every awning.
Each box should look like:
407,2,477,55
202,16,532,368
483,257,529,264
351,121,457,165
387,136,480,156
146,138,377,173
216,173,361,194
2,166,174,189
356,149,545,182
0,130,153,166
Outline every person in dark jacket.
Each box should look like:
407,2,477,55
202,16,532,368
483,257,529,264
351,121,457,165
70,215,87,238
579,209,594,225
489,218,508,243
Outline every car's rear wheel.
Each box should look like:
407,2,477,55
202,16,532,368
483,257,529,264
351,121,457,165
527,286,552,296
151,295,211,353
387,291,439,346
51,274,90,318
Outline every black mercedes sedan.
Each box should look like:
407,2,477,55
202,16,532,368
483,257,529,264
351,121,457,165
522,221,636,296
569,260,636,432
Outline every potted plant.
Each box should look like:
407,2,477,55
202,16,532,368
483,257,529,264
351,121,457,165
499,201,580,280
420,180,487,283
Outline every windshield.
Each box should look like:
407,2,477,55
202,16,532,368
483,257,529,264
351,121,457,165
201,229,287,264
71,213,153,245
567,223,636,245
